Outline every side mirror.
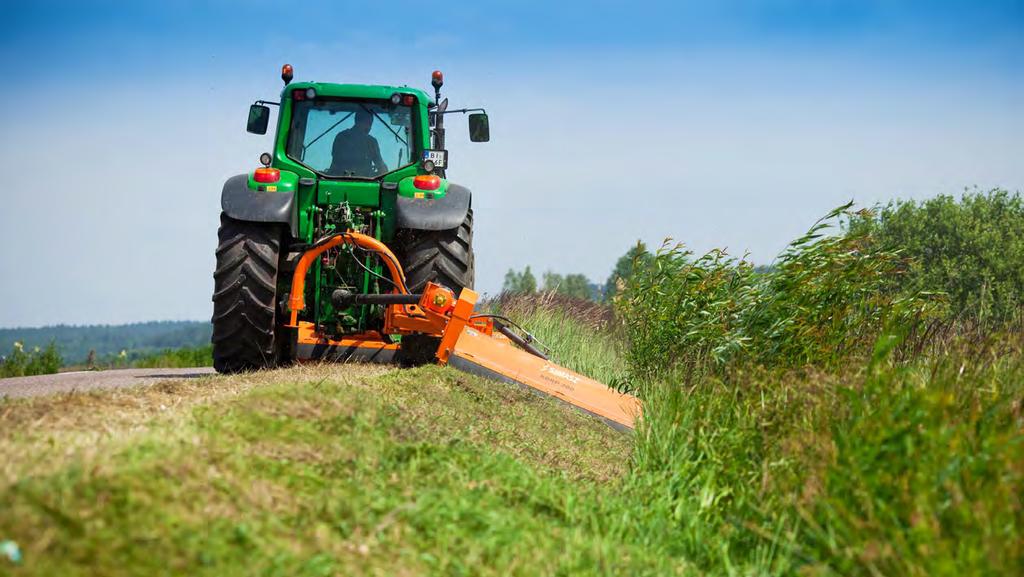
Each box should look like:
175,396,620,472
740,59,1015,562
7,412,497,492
247,104,270,135
468,113,490,142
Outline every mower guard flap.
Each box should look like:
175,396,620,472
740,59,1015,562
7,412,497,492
446,327,641,431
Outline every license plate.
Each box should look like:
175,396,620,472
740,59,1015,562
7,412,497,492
423,149,447,168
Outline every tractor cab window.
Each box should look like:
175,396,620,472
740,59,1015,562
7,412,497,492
286,98,415,179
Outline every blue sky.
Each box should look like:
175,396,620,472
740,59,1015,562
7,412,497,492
1,0,1022,327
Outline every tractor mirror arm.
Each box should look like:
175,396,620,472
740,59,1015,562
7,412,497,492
255,100,280,107
441,107,486,115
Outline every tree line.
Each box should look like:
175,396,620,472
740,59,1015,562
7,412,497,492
502,243,652,302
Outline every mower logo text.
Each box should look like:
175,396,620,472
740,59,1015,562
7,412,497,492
540,364,582,385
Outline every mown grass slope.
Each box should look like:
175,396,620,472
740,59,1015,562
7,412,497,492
0,365,675,576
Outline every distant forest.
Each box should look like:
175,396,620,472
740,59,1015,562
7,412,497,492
0,321,211,365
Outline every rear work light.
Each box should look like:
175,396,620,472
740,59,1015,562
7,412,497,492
413,175,441,191
292,88,315,100
254,168,280,183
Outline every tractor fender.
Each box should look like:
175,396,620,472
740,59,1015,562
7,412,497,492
220,174,298,237
395,183,471,231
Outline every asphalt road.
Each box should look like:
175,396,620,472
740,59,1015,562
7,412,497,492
0,367,217,399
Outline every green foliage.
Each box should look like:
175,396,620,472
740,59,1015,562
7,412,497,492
623,340,1024,575
848,188,1024,322
616,203,940,379
541,271,595,300
505,266,600,301
604,241,653,301
1,341,62,378
502,265,537,294
0,321,211,366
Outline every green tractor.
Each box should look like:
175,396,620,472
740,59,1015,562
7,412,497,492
212,64,490,373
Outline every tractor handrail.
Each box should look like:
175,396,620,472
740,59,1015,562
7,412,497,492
287,231,409,327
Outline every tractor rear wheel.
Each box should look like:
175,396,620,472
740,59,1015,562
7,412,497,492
395,208,475,294
211,214,284,373
394,209,475,365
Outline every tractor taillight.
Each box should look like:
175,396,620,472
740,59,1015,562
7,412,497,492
413,175,441,191
254,168,280,183
402,94,416,106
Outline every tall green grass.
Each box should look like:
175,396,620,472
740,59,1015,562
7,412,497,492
496,202,1023,575
618,338,1023,575
606,203,1024,575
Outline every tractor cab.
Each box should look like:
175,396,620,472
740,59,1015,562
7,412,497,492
245,66,489,185
251,83,433,183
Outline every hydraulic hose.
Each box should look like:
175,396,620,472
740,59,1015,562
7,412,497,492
493,320,549,360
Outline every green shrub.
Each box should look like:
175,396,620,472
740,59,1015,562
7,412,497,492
1,341,62,378
849,188,1024,322
616,203,940,380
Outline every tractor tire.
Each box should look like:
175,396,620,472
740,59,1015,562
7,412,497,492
394,209,475,365
395,208,475,294
211,214,284,373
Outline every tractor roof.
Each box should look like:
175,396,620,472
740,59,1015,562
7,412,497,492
281,81,433,106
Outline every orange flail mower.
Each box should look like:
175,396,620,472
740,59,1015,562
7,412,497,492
284,231,641,431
